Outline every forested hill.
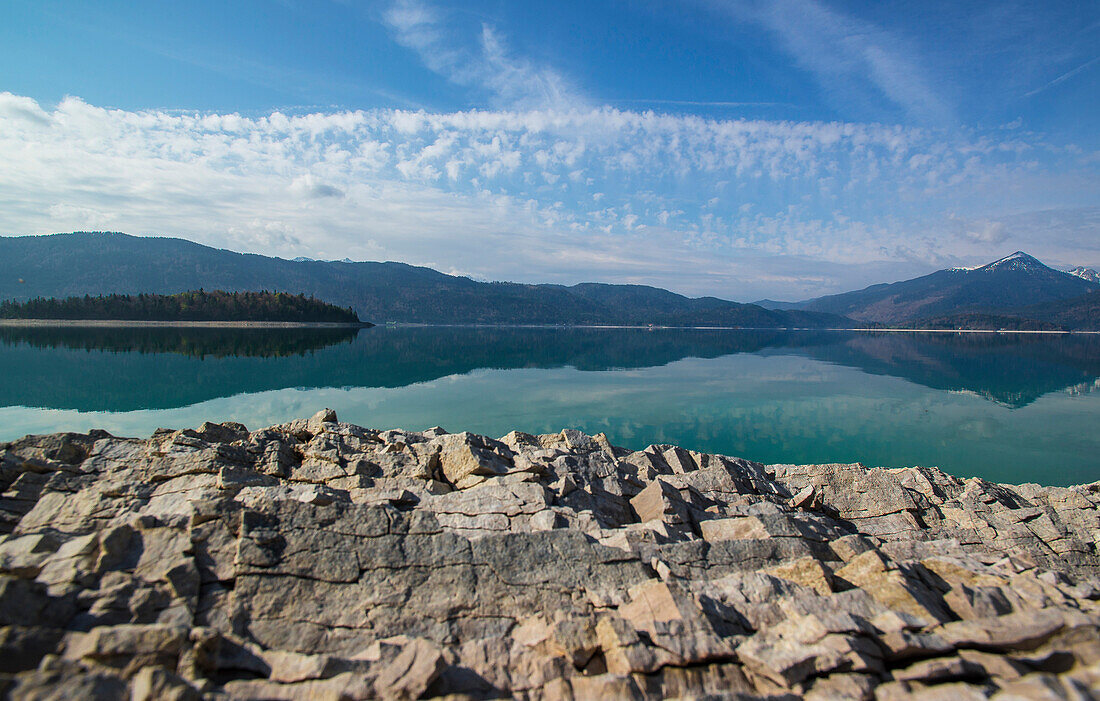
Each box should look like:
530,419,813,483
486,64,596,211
0,232,853,327
895,289,1100,332
0,290,364,324
796,252,1098,323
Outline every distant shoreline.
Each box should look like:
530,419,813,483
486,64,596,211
383,323,1100,334
0,319,371,329
843,327,1099,335
0,320,1094,334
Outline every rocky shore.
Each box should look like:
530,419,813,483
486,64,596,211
1,410,1097,700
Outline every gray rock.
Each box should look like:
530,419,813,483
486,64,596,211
0,418,1094,698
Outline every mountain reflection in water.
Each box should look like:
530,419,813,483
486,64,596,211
0,326,1096,412
0,325,360,359
2,326,1098,485
799,332,1100,408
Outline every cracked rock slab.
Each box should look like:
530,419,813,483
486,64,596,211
0,409,1097,699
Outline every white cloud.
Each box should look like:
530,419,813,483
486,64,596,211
0,92,50,127
958,218,1008,245
382,0,585,111
0,91,1096,300
290,174,345,199
704,0,953,125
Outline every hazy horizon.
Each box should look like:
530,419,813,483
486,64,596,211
4,230,1094,305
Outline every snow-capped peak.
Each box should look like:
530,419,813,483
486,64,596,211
291,256,356,263
977,251,1046,272
1066,266,1100,284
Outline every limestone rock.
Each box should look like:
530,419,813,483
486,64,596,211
0,417,1095,698
629,477,691,526
130,666,201,701
432,432,515,489
764,556,834,595
373,637,446,700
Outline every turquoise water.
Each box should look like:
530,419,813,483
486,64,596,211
1,326,1098,486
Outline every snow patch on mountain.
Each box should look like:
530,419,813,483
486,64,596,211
291,256,356,263
978,251,1046,272
947,252,1046,273
1066,266,1100,284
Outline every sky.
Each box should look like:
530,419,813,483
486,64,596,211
1,0,1098,300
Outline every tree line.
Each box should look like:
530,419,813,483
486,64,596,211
0,290,362,323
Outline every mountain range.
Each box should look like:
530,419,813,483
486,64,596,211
0,232,848,327
1,233,1097,329
758,252,1100,329
1067,266,1100,284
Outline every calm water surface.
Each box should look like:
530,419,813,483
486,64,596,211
2,326,1098,486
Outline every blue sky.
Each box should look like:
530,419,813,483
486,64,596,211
1,0,1098,299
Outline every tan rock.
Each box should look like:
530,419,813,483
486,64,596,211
893,655,984,683
830,533,877,561
619,580,687,631
835,551,951,626
1,420,1097,699
565,673,646,700
372,637,446,700
305,408,338,436
991,672,1094,700
804,672,875,701
262,649,337,683
764,556,834,595
595,616,661,674
877,629,954,661
545,616,600,669
130,666,201,701
434,432,513,488
66,624,188,661
629,478,691,526
957,649,1027,681
222,672,373,701
934,609,1068,651
789,485,815,509
699,515,769,541
737,630,881,688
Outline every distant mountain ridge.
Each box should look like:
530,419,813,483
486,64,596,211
292,256,356,264
749,299,803,311
795,252,1099,323
1067,266,1100,284
0,232,851,328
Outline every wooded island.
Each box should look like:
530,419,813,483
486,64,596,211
0,290,365,324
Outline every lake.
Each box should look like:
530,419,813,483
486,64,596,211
2,325,1098,486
